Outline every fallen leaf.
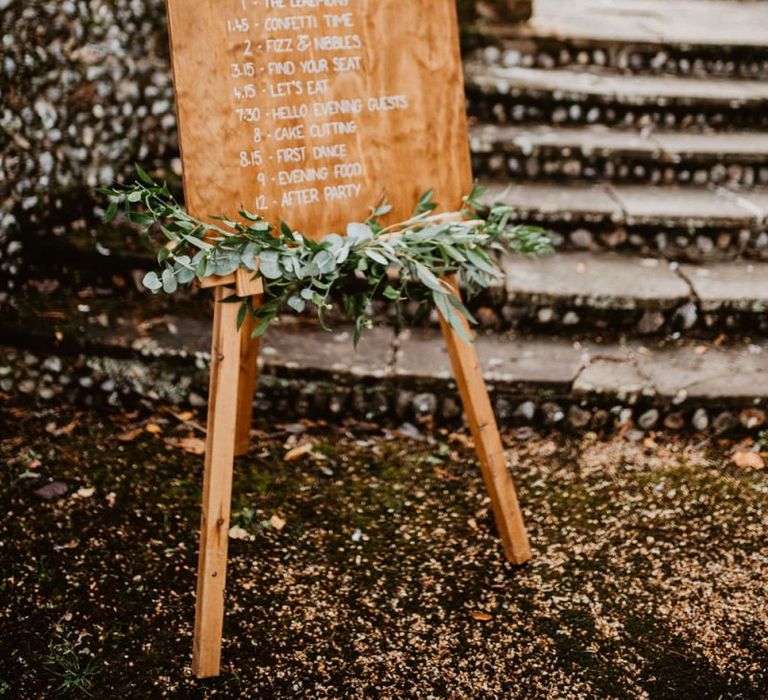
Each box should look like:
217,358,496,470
176,411,194,421
643,436,659,450
117,427,143,442
270,514,286,531
46,420,78,436
470,611,493,621
449,432,474,449
165,437,206,455
733,451,765,470
228,526,254,541
53,539,79,551
284,443,313,461
433,466,461,482
145,423,163,435
76,487,95,498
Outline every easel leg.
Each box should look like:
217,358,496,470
234,295,263,457
192,287,242,678
438,275,532,565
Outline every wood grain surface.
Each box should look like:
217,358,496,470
165,0,472,238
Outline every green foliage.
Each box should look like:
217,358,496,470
44,628,100,697
100,172,552,346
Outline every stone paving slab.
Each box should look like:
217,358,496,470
608,185,757,227
261,324,395,380
483,182,622,222
466,64,768,105
397,329,768,404
112,316,396,380
395,329,586,389
651,132,768,160
502,252,690,309
639,341,768,401
576,340,768,402
471,124,768,165
679,262,768,309
529,0,768,48
471,124,663,157
730,189,768,220
573,357,653,400
485,181,762,229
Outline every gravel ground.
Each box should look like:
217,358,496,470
1,397,767,699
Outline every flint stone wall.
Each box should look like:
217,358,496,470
1,0,176,234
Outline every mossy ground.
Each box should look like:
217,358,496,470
1,396,767,698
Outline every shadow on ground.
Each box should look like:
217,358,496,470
1,397,767,698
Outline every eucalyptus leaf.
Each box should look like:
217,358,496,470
346,222,373,243
414,263,446,294
312,250,336,275
364,249,389,266
176,266,196,284
142,271,163,292
260,257,281,280
287,295,306,313
161,268,178,294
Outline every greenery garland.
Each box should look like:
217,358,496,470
100,167,552,345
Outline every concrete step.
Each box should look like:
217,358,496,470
464,62,768,130
469,0,768,80
470,124,768,188
2,314,766,436
499,251,768,335
482,182,768,261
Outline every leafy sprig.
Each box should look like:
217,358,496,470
100,168,552,345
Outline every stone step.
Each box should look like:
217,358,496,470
483,182,768,261
470,124,768,187
465,62,768,130
16,182,768,293
4,245,766,373
499,251,768,335
2,315,766,436
469,0,768,80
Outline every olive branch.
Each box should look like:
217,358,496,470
100,167,552,345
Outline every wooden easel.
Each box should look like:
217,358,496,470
191,275,531,677
162,0,532,678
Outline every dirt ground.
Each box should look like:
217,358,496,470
1,395,767,699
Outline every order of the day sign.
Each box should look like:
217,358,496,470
165,0,472,238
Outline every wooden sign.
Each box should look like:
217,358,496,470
164,0,531,679
166,0,472,236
